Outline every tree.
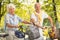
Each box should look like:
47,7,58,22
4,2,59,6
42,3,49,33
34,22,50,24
0,0,3,21
52,0,57,22
36,0,39,3
0,0,11,21
0,0,35,27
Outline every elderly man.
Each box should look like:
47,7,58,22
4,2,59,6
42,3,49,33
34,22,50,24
30,3,55,40
5,3,30,40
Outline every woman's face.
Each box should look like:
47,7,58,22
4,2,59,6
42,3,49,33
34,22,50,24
9,7,15,15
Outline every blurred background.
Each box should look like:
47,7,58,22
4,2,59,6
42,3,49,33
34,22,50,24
0,0,60,40
0,0,60,33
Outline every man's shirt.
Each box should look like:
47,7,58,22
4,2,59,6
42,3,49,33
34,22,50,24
31,11,48,26
31,11,48,37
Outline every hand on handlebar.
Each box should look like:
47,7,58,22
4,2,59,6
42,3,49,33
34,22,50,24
15,25,19,28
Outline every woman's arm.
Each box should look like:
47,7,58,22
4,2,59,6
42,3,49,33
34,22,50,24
6,23,19,28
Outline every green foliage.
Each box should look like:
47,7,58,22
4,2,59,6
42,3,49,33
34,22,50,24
0,0,60,28
0,0,34,28
42,0,60,26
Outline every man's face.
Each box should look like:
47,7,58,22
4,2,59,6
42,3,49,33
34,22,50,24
35,3,40,10
9,7,15,14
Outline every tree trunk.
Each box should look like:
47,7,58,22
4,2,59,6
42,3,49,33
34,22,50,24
52,0,57,22
36,0,39,3
0,2,1,21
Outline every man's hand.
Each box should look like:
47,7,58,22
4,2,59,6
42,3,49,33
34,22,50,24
52,25,56,32
48,16,54,27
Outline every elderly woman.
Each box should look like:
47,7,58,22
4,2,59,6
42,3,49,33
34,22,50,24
5,3,30,40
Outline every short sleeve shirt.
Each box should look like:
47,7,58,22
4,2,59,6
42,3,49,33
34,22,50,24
5,13,23,31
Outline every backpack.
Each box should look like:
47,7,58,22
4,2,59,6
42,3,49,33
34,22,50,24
15,30,25,38
15,25,25,38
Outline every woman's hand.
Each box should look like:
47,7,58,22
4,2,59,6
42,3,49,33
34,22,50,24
15,25,19,28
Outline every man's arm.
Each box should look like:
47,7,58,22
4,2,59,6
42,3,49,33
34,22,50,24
30,18,44,29
48,16,54,27
30,18,35,24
